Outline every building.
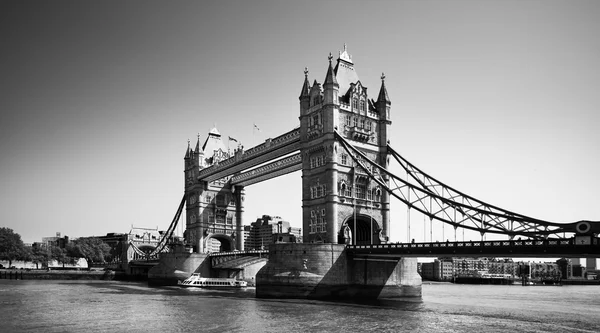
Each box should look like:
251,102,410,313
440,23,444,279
41,232,69,249
184,128,244,253
244,215,301,250
434,259,454,281
420,262,435,280
299,45,391,245
586,258,599,270
556,258,587,279
421,257,521,281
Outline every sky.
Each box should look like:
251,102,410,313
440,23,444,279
1,0,599,249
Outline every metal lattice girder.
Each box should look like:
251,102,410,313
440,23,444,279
335,131,599,239
148,194,186,256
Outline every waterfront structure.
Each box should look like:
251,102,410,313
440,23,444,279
422,258,518,281
147,45,599,298
184,128,244,253
244,215,301,250
419,257,588,282
557,258,587,279
299,45,391,244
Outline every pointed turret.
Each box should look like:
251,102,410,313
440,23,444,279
184,139,191,159
376,72,391,105
299,67,311,98
376,73,391,122
323,53,338,87
194,133,201,154
299,67,311,115
323,53,339,105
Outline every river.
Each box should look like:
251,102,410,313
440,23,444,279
1,280,598,332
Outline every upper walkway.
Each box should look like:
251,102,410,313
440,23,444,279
197,128,300,183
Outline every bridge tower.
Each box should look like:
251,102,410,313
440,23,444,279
299,45,392,245
183,128,244,253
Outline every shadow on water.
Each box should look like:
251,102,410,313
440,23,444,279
74,280,424,311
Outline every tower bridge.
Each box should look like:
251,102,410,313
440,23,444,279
145,45,599,299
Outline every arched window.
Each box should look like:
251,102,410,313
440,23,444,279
374,188,382,202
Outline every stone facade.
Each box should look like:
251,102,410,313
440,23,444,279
299,45,391,245
256,243,421,299
184,128,244,253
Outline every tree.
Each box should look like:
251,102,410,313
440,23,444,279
0,227,26,267
67,237,111,268
30,246,49,269
50,245,68,268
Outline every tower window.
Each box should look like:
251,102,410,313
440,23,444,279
359,100,365,112
312,96,319,106
345,186,352,197
352,98,359,110
345,115,351,126
356,184,366,199
341,154,347,165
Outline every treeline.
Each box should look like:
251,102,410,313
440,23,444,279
0,227,112,269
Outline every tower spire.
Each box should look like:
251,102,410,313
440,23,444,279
299,67,310,98
194,133,201,153
377,72,390,104
185,138,191,158
323,53,338,86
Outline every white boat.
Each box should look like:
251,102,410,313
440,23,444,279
178,273,248,288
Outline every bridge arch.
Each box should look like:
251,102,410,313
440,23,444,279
339,214,381,246
203,233,235,253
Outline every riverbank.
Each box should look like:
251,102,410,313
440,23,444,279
0,269,117,280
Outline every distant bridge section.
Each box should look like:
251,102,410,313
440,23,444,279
347,236,600,258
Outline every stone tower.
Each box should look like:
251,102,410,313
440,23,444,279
183,128,244,253
299,45,392,245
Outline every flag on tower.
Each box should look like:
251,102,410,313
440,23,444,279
228,136,238,142
253,123,261,132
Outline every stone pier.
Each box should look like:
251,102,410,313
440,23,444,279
147,252,209,286
256,243,421,300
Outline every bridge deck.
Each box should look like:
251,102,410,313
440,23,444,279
348,238,600,258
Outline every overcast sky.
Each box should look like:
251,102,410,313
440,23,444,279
1,0,598,246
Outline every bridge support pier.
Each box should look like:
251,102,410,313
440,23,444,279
256,243,421,300
148,252,210,286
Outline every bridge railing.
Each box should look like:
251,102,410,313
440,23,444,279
208,250,269,257
347,238,582,250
